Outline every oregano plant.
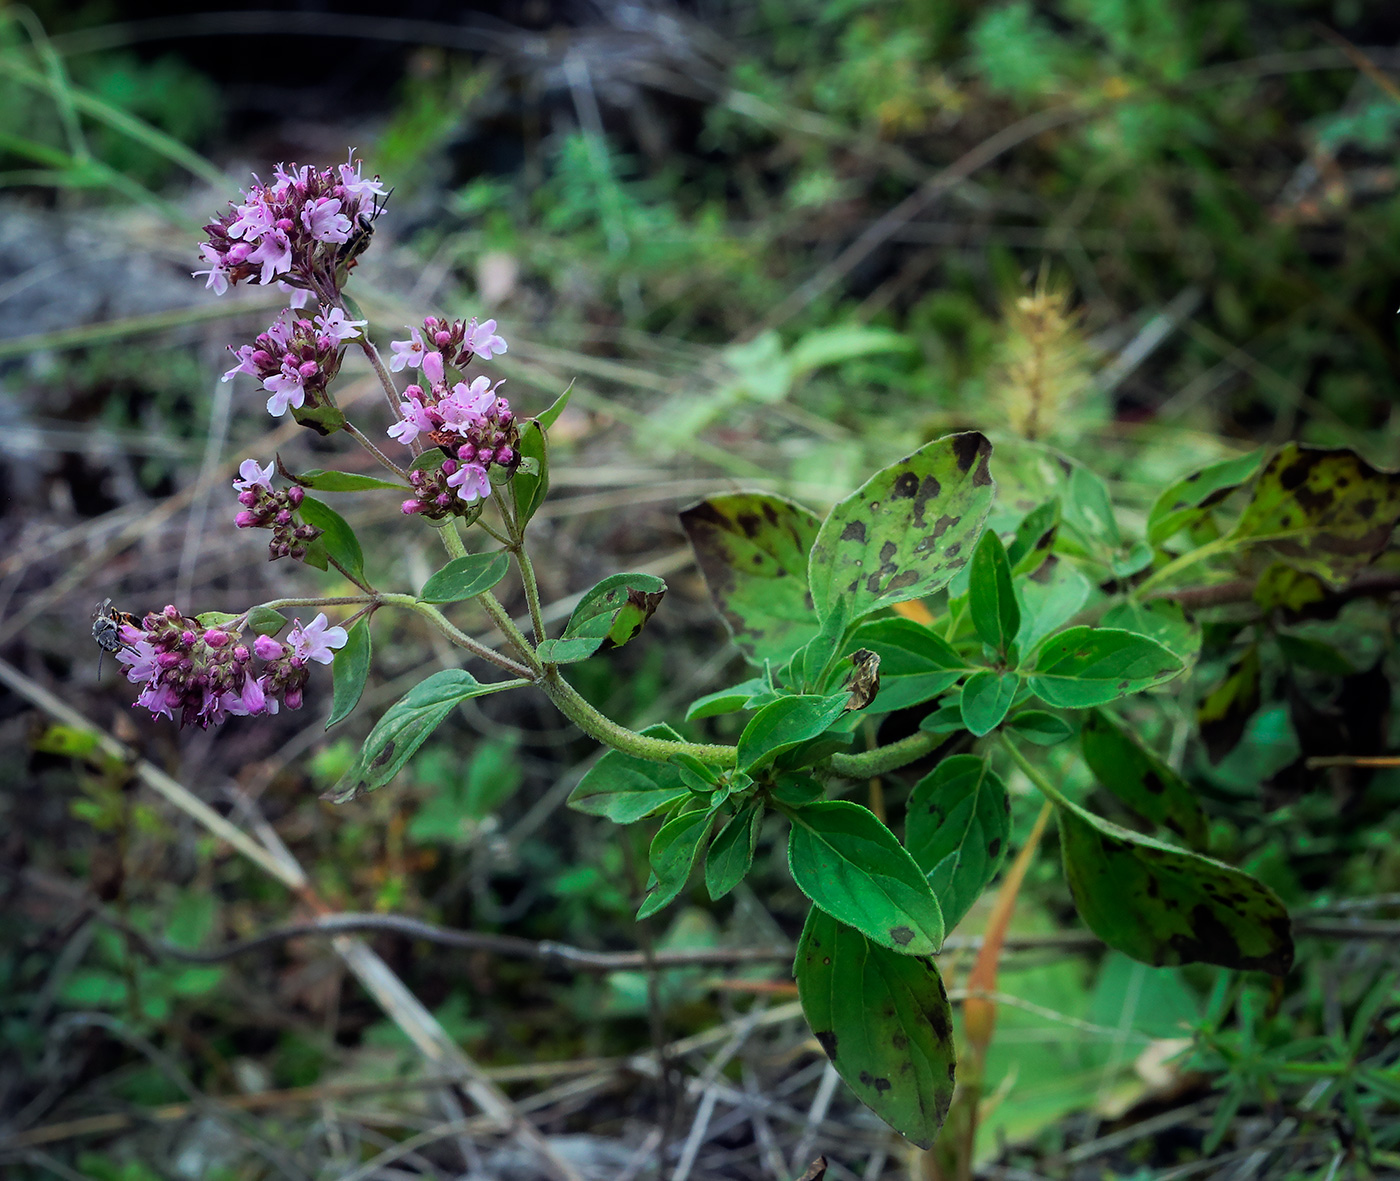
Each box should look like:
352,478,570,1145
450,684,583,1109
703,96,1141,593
107,153,1400,1152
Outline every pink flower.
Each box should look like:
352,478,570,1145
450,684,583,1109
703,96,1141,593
116,639,160,683
277,281,311,310
389,327,426,372
247,226,293,284
263,361,307,417
193,244,231,295
233,458,275,494
253,634,284,661
288,614,347,664
314,306,366,343
227,197,273,241
421,350,445,385
222,344,259,382
338,149,387,203
446,462,491,503
301,196,352,243
465,317,507,359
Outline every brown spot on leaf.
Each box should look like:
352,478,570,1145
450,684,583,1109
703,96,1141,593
873,1077,892,1094
890,926,915,946
887,570,920,591
952,432,986,473
841,520,866,544
988,837,1002,858
370,741,397,769
913,476,943,526
879,540,898,563
1142,771,1166,795
815,1031,838,1060
891,470,919,499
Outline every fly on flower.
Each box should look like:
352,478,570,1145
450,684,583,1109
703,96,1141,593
91,597,138,676
337,186,393,273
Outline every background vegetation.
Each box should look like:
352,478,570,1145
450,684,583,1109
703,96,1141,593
0,1,1397,1178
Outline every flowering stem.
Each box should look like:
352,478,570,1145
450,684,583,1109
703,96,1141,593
435,519,544,676
493,487,547,645
239,595,376,621
539,667,738,767
381,595,534,679
342,298,404,422
343,421,408,481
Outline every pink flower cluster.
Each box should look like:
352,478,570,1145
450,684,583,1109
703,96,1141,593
117,607,347,728
223,306,365,418
232,459,321,560
386,318,518,513
195,151,386,300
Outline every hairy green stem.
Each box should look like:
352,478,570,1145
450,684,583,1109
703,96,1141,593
379,594,535,679
999,734,1072,809
241,595,376,619
827,730,940,780
343,421,408,481
539,668,738,767
495,484,547,646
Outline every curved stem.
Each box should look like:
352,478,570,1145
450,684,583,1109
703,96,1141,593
240,595,376,621
1133,534,1236,599
477,589,544,677
999,733,1071,809
827,730,940,780
539,667,738,767
380,594,534,679
343,421,408,480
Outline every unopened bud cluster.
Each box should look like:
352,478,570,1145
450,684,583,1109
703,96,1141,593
223,306,364,419
116,608,345,729
232,460,321,560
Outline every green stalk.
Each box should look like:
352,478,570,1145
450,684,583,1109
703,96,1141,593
1133,534,1236,600
999,733,1072,809
379,594,534,679
827,730,940,780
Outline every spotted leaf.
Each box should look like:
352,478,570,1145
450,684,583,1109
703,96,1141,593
1080,710,1207,847
807,432,995,625
795,907,956,1149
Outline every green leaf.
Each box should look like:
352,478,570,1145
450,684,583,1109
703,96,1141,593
1005,710,1074,745
1197,644,1260,763
1081,710,1207,847
1028,627,1183,708
918,702,966,735
680,492,823,666
1253,563,1327,617
246,606,288,637
1056,798,1293,973
299,496,365,583
737,693,849,772
1147,450,1266,545
798,597,853,690
684,677,776,720
638,804,715,918
566,724,693,823
298,469,411,493
1015,559,1091,652
536,383,573,431
969,528,1020,654
1228,444,1400,582
959,670,1017,736
787,324,916,376
1063,464,1120,548
905,755,1009,931
786,800,945,955
807,431,995,624
705,802,763,899
1276,632,1354,675
1100,599,1201,664
536,573,666,664
330,670,512,801
983,438,1078,534
771,773,824,808
419,552,511,604
795,908,955,1149
511,419,550,528
846,618,968,712
1006,499,1060,576
326,617,372,729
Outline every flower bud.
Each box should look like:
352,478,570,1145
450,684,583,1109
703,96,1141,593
287,485,305,506
441,458,458,476
235,510,259,528
204,629,230,648
253,635,283,660
495,446,515,466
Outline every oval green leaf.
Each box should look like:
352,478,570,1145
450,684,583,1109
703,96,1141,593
511,419,550,528
795,907,955,1149
1004,710,1074,746
1147,449,1266,545
737,693,848,772
969,528,1020,654
1028,626,1183,708
905,755,1009,931
566,724,692,823
326,617,371,730
1081,709,1207,847
959,670,1017,737
537,573,666,664
299,496,365,584
637,804,715,919
705,801,763,900
846,618,968,712
807,432,995,624
419,552,511,604
786,800,945,955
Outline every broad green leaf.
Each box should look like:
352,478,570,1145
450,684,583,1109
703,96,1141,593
737,693,848,772
326,617,371,729
567,724,693,823
969,528,1020,654
846,618,968,712
1275,632,1353,675
246,606,288,637
918,702,966,735
1028,627,1182,708
1198,644,1260,763
1006,499,1060,576
1100,599,1201,664
330,670,512,801
983,437,1077,534
786,800,945,955
1228,444,1400,582
638,804,715,918
680,493,823,666
1147,450,1266,545
684,678,777,720
796,908,955,1150
537,384,573,430
536,573,666,664
511,419,550,527
905,755,1009,931
807,431,995,624
959,670,1017,736
1015,559,1091,652
299,496,365,583
1005,710,1074,745
1057,798,1293,973
705,801,763,899
1253,563,1327,617
419,552,511,604
1063,464,1120,548
771,773,824,808
1081,710,1207,847
788,324,916,376
798,597,853,690
298,469,411,493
